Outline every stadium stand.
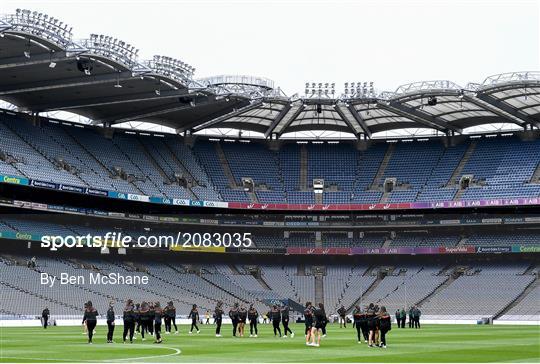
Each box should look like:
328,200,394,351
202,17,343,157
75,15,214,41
1,115,540,204
2,254,536,322
420,263,536,319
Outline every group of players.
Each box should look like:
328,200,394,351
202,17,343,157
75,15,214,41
81,300,186,344
120,300,202,344
77,299,398,348
214,301,295,338
303,302,328,347
351,303,392,348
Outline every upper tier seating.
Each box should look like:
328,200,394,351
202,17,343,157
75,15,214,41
1,114,539,204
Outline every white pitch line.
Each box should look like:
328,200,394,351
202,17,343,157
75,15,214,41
108,345,181,362
1,344,182,363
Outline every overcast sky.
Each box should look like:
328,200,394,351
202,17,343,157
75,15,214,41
4,0,540,96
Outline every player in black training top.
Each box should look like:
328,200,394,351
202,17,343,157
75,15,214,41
163,301,178,334
154,302,163,344
171,302,178,334
353,305,366,344
123,299,136,343
82,301,98,344
361,306,370,343
366,303,377,347
148,302,155,336
134,303,141,336
229,303,239,337
270,305,282,337
378,306,392,348
139,301,150,341
374,304,381,346
237,304,248,337
309,303,326,347
81,302,89,336
106,301,115,343
304,301,314,345
214,301,224,337
189,304,200,334
168,301,178,334
41,307,50,329
281,304,294,338
163,302,171,335
338,305,347,328
248,304,259,337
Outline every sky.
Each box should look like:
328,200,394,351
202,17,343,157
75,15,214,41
4,0,540,96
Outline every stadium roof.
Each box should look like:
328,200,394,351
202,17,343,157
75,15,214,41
0,9,539,139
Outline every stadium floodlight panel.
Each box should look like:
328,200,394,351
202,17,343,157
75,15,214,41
85,33,140,68
147,55,195,84
7,8,74,47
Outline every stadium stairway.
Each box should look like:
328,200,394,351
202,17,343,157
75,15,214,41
247,190,259,203
112,137,167,197
105,263,201,309
330,267,355,311
299,145,308,191
215,142,238,188
447,141,477,187
0,143,28,178
522,263,538,275
144,266,216,306
163,141,199,185
346,266,383,312
456,236,469,247
61,125,144,195
493,268,539,319
453,188,466,201
314,268,324,304
137,138,174,184
370,143,394,190
315,234,322,248
229,265,242,275
529,162,540,184
382,238,393,248
415,266,461,308
380,191,390,203
195,268,250,304
254,272,272,290
4,121,89,187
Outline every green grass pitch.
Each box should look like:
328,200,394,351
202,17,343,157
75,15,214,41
1,323,539,362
